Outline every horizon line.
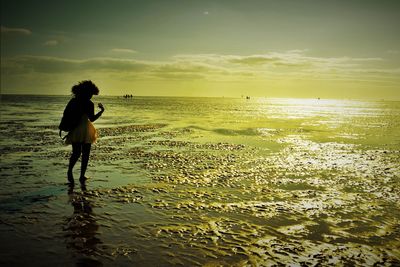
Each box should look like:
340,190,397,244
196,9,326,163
0,92,397,101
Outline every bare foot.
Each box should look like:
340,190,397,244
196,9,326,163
67,170,74,184
79,176,89,183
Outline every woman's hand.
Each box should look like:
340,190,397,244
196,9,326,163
98,103,105,112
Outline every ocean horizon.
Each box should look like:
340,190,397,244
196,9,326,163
1,93,399,101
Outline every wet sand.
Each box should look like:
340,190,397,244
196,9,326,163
0,96,399,266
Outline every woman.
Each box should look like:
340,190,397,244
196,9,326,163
65,80,105,184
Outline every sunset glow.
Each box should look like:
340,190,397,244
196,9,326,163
1,0,399,99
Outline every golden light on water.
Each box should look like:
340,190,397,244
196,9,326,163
0,95,399,265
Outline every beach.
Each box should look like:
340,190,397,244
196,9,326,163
0,95,399,266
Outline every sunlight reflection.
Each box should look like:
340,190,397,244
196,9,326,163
253,98,380,121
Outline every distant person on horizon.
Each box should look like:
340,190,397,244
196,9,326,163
63,80,105,184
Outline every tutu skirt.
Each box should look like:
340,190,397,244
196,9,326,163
65,115,97,144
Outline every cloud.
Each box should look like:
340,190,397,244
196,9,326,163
1,25,32,35
2,51,397,84
43,40,59,46
150,61,231,81
170,51,396,83
210,51,383,69
2,55,229,78
386,50,399,55
111,48,137,54
173,51,313,68
348,68,400,75
229,56,278,65
43,35,69,46
2,56,152,74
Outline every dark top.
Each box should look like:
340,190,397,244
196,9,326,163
66,98,101,122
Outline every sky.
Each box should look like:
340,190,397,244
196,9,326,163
1,0,400,99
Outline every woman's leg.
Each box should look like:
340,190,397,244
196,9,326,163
80,143,92,180
68,143,82,182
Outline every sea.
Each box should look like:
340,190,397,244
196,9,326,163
0,95,399,266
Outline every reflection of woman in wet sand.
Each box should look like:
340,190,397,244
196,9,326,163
64,183,102,264
65,80,105,184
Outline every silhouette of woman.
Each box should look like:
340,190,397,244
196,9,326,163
65,80,105,184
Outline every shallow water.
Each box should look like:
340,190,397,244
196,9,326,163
0,95,399,266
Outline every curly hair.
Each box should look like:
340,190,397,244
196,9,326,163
71,80,99,96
